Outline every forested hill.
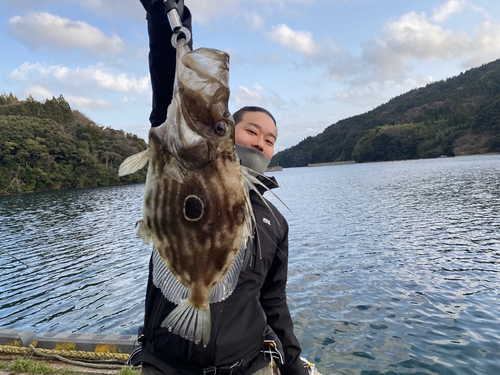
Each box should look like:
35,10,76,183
0,93,147,194
269,58,500,168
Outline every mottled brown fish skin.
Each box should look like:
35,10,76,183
143,132,247,310
126,41,250,345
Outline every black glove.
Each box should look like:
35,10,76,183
163,0,185,21
139,0,185,23
141,0,193,127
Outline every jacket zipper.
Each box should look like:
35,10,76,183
151,297,164,343
207,300,224,360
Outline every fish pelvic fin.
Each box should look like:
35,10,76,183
161,299,211,347
152,248,190,304
118,149,149,176
164,158,187,184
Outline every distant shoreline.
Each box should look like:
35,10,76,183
0,181,143,196
266,166,283,172
308,161,356,167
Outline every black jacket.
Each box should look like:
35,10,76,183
129,177,307,375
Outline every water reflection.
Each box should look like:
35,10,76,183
269,155,500,374
1,155,500,374
0,184,150,334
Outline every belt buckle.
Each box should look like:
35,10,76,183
203,366,216,375
218,367,233,375
218,359,242,375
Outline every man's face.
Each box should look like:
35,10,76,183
234,111,276,161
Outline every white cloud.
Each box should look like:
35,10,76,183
24,85,54,102
7,12,125,55
265,91,289,110
232,82,290,111
358,39,408,83
384,11,468,59
268,24,317,55
65,95,114,110
233,83,264,107
123,97,137,103
250,0,319,10
245,12,266,32
378,10,500,70
22,85,114,111
9,62,150,94
432,0,489,23
74,0,145,22
432,0,467,22
186,0,241,26
331,7,500,89
3,0,146,23
460,21,500,68
249,52,285,66
267,24,341,60
473,21,500,51
274,117,325,152
396,76,435,92
336,75,433,104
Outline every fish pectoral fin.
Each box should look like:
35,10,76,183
164,159,187,184
161,299,211,347
118,149,149,177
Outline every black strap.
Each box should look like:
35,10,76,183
130,345,254,375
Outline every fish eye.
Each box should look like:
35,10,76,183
214,121,228,136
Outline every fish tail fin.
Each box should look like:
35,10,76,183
161,300,211,347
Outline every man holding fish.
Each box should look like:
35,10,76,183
125,1,317,375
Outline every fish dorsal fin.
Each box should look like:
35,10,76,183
118,149,149,176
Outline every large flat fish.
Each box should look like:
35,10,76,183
119,39,253,346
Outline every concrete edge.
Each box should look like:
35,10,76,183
0,329,137,354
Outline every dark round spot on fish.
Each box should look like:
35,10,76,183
184,195,204,221
214,121,227,136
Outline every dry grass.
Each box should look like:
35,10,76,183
0,357,139,375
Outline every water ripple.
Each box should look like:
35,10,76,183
1,156,500,374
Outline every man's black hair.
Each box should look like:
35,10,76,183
233,106,278,138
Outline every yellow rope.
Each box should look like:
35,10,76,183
0,345,131,370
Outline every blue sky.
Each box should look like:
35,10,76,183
1,0,499,151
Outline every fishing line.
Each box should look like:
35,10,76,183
0,245,29,268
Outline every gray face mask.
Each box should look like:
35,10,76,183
235,145,270,174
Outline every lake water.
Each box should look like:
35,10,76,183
1,154,499,374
